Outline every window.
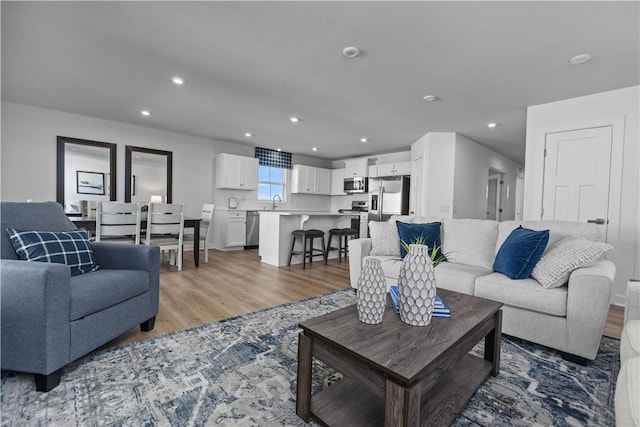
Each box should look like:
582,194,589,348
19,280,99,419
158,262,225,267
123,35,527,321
255,147,290,201
258,165,285,201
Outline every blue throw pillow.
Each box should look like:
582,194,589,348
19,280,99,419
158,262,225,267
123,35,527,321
7,228,100,276
493,226,549,279
396,221,442,258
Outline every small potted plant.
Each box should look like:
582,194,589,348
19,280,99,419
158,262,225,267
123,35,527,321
400,236,449,267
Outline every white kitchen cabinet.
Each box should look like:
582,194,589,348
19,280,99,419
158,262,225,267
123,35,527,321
215,153,258,190
291,165,331,195
369,165,378,178
344,158,369,177
226,211,246,247
375,161,412,177
316,167,331,195
331,168,346,195
212,209,246,250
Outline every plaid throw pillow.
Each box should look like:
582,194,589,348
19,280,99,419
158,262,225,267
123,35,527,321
7,228,100,276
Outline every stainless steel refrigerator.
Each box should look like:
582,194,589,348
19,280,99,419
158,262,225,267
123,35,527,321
368,175,411,223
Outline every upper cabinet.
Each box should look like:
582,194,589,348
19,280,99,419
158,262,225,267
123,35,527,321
331,168,346,195
344,158,369,177
372,161,412,177
215,153,258,190
291,165,332,195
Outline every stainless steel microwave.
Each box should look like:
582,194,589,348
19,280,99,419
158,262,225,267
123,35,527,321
343,177,368,194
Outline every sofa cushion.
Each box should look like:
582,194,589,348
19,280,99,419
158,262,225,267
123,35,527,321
396,221,442,258
621,320,640,364
531,237,613,289
493,226,549,279
362,255,404,281
497,220,602,256
70,269,149,321
368,221,400,256
434,262,491,295
442,218,498,270
615,357,640,427
7,228,100,276
475,273,567,317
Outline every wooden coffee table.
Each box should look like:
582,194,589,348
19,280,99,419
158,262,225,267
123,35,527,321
296,289,503,427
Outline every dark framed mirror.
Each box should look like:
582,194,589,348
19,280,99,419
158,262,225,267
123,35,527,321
125,145,173,203
56,136,117,214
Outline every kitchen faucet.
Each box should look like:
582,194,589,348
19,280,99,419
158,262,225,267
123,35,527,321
272,194,282,209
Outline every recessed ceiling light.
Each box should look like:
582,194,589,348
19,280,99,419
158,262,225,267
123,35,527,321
360,138,368,143
487,122,497,128
244,132,253,137
569,54,591,65
276,148,282,152
289,117,301,123
422,95,438,102
312,147,318,151
140,110,152,116
342,46,360,58
171,76,185,85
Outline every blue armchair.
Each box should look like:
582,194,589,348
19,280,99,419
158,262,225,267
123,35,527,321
0,202,160,391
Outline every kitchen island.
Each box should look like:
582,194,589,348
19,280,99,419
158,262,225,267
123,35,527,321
259,211,352,266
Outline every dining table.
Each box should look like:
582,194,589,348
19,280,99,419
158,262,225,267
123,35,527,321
69,216,202,267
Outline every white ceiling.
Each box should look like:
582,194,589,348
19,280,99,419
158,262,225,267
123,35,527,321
2,1,638,163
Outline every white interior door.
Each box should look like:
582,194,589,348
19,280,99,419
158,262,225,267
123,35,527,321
542,126,613,238
486,175,499,220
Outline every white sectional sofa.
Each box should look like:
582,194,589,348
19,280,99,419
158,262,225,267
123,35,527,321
348,216,616,361
615,280,640,426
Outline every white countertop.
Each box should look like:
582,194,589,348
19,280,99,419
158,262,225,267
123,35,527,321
259,210,345,216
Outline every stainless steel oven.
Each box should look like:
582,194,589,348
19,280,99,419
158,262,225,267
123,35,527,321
338,201,369,238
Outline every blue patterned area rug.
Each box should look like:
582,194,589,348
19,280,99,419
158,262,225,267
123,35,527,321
1,289,619,426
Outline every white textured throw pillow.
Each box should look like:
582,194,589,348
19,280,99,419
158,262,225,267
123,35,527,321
368,221,400,256
531,237,612,289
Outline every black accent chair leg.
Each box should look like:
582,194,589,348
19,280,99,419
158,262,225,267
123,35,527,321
34,369,63,392
140,316,156,332
561,352,589,366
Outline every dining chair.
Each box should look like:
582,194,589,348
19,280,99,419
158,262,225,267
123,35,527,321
144,203,184,271
95,202,142,244
183,203,214,263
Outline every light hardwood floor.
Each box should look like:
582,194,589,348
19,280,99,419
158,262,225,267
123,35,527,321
105,248,625,348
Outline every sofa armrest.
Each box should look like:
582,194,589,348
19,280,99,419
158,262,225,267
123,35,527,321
91,243,160,313
0,259,71,375
625,279,640,324
348,238,372,289
566,260,616,360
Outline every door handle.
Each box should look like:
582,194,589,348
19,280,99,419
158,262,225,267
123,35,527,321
587,218,606,225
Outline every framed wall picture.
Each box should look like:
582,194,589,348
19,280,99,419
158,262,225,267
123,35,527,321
76,171,105,195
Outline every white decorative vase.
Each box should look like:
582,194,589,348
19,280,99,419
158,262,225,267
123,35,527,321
398,244,436,326
356,258,387,324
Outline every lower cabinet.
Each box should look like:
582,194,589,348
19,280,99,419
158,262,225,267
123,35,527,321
213,210,246,250
226,211,247,247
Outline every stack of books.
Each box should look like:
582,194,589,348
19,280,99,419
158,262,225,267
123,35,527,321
389,285,451,318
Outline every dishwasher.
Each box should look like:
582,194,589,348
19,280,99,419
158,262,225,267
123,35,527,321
245,211,259,248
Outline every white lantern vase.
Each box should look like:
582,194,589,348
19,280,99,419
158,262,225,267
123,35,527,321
356,258,387,324
398,244,437,326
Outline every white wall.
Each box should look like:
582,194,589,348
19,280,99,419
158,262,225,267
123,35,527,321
1,101,233,217
453,133,521,220
1,101,336,217
523,86,640,305
409,132,522,219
